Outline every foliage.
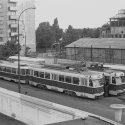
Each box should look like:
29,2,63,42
36,18,101,51
0,41,20,60
36,22,55,52
52,18,63,42
62,25,83,46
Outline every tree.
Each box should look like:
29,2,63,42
63,25,82,46
36,22,55,52
0,41,20,60
52,18,63,42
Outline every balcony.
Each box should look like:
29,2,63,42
8,0,17,3
8,7,17,11
10,32,18,36
9,15,17,20
10,23,18,28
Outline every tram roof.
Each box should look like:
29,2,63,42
31,66,103,78
9,56,45,62
0,61,29,69
104,64,125,70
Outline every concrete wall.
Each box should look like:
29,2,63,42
0,87,120,125
0,88,82,125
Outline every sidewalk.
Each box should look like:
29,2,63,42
0,113,26,125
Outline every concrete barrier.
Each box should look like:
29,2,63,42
0,87,122,125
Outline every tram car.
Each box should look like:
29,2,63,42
103,63,125,73
8,56,45,65
28,66,104,99
0,61,29,84
88,62,125,96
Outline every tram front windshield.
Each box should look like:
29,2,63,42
115,76,125,84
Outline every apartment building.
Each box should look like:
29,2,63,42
0,0,17,43
0,0,36,53
17,0,36,52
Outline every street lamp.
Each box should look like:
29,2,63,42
18,7,35,93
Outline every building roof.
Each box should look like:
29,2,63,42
66,38,125,49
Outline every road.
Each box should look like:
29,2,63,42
0,79,125,124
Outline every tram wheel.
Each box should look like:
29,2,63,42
71,92,76,96
37,84,47,89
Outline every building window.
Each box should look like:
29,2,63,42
0,21,3,25
0,37,3,42
0,4,2,9
115,34,118,38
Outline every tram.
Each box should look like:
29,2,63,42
28,66,104,99
103,64,125,73
88,62,125,96
0,61,29,84
8,56,45,65
0,61,104,99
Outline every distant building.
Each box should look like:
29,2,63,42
100,9,125,38
0,0,18,43
17,0,36,52
0,0,36,53
65,38,125,64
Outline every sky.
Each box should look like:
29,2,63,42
35,0,125,30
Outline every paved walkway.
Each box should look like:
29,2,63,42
0,113,26,125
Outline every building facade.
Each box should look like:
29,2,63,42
0,0,36,53
65,38,125,64
0,0,17,44
100,9,125,38
17,0,36,52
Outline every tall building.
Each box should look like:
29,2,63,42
17,0,36,52
100,9,125,38
110,9,125,38
0,0,18,43
0,0,36,53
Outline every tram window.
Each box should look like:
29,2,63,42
26,69,30,75
65,76,71,83
112,77,116,84
34,71,39,77
59,75,64,82
0,66,2,71
30,70,33,76
52,74,58,81
40,72,44,78
3,67,6,72
21,69,25,75
89,79,93,87
84,79,87,86
12,68,16,74
81,78,84,85
45,72,50,79
6,67,11,73
73,77,79,85
121,76,125,83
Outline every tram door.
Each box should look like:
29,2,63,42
104,76,110,96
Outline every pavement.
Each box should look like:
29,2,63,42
0,113,26,125
119,96,125,102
